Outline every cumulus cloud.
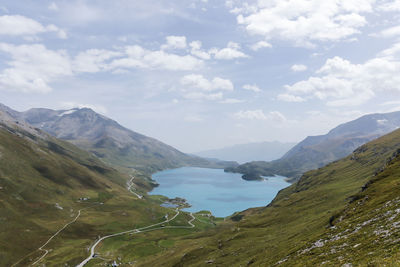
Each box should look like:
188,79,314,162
249,41,272,51
73,49,122,73
180,74,234,100
209,42,249,60
277,93,306,102
281,44,400,106
243,84,261,92
180,74,234,91
291,64,308,72
189,41,211,60
110,45,203,71
231,0,374,46
234,109,287,123
0,43,72,93
161,35,187,50
0,15,67,39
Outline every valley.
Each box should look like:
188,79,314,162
2,103,400,266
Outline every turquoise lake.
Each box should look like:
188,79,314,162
150,167,290,217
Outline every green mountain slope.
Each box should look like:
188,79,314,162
0,111,198,266
135,128,400,266
227,111,400,181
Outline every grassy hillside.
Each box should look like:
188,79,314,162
133,128,400,266
0,118,209,266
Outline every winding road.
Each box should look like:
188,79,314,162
76,209,196,267
12,204,99,267
127,175,143,199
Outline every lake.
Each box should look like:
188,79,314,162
150,167,290,217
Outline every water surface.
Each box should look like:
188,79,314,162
150,167,290,217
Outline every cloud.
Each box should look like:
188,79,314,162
110,45,203,71
48,2,59,11
281,44,400,106
0,15,66,39
234,109,287,123
231,0,373,46
249,41,272,51
161,35,187,50
219,98,244,104
277,93,306,102
60,102,108,114
180,74,234,100
73,49,122,73
209,42,249,60
379,0,400,11
189,41,211,60
243,84,261,92
0,43,72,93
379,25,400,38
291,64,308,72
180,74,234,91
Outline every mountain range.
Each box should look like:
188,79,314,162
195,141,296,164
226,111,400,181
0,104,236,175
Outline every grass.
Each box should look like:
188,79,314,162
133,128,400,266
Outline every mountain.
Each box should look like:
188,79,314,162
136,127,400,266
0,108,219,266
195,141,296,163
2,105,236,175
226,111,400,181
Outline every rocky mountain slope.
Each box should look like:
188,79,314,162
0,104,235,175
136,127,400,266
195,141,296,164
227,111,400,181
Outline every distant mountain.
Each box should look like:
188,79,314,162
195,141,296,164
226,111,400,181
0,105,236,174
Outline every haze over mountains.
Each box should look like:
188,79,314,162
227,111,400,181
195,141,296,163
0,104,236,175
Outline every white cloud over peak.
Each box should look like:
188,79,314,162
231,0,374,46
0,15,66,39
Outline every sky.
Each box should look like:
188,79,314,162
1,0,400,153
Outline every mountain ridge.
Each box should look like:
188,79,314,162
226,111,400,181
